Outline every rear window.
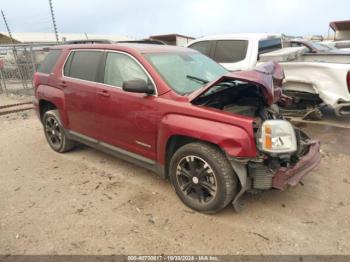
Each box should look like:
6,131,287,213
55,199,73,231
213,40,248,63
189,41,211,56
37,49,62,74
258,38,282,54
64,51,102,82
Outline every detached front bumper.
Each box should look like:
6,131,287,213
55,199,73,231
272,140,321,190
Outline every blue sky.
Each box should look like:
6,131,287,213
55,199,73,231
1,0,349,38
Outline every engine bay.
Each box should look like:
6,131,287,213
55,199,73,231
192,80,280,121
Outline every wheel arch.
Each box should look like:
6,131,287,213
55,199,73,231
164,135,224,178
39,99,57,122
283,78,319,95
36,84,68,127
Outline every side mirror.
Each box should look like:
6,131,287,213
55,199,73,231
122,79,154,94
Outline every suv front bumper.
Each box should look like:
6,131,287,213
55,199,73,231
272,140,321,190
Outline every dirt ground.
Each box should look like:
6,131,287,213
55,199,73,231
0,95,350,255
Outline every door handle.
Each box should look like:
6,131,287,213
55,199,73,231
96,90,110,97
59,81,67,88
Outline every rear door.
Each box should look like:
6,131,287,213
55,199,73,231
61,50,104,138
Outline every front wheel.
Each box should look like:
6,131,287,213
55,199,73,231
169,142,238,213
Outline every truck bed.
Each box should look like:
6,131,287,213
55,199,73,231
259,47,350,64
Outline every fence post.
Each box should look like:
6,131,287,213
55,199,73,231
13,48,28,89
0,64,2,94
29,46,37,88
0,68,8,95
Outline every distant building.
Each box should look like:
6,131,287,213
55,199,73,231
329,20,350,40
150,34,195,46
0,32,134,44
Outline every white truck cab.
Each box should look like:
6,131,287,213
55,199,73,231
187,33,282,71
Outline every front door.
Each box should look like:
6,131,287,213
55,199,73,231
94,51,159,160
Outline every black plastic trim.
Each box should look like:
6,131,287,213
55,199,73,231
66,130,166,178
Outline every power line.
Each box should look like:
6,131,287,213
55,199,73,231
48,0,59,43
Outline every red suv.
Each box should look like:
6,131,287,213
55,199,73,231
33,44,321,213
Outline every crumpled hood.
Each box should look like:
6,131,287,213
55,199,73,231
189,61,284,106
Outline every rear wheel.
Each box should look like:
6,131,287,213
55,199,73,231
169,142,237,213
43,110,75,153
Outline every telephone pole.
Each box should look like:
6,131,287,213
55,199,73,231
48,0,59,43
1,10,15,45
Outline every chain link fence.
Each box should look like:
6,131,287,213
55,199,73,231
0,43,56,96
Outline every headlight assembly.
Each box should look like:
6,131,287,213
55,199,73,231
258,120,297,154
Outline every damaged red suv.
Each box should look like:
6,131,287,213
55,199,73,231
33,44,321,213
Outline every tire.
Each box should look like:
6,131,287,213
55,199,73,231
43,110,75,153
169,142,238,213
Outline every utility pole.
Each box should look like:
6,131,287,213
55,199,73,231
1,10,15,45
1,10,27,89
48,0,59,43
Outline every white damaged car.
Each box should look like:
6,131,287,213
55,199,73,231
187,33,350,119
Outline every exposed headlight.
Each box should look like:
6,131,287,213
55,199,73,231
258,120,297,154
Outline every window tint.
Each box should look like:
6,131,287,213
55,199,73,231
104,52,150,87
38,49,62,74
213,40,248,63
188,41,211,56
258,38,282,54
65,51,102,82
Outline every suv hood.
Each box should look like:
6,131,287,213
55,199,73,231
189,61,284,106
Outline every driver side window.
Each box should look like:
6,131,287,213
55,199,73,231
104,52,150,87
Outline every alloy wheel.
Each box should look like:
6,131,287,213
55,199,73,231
45,116,62,148
176,155,217,204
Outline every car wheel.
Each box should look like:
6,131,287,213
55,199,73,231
169,142,237,213
43,110,75,153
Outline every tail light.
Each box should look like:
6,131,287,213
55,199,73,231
32,72,39,89
347,71,350,93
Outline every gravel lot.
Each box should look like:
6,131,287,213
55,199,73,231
0,95,350,255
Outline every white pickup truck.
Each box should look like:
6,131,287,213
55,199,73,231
187,33,350,118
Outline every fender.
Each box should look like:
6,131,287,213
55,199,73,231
37,85,68,127
282,62,350,107
157,114,257,165
283,77,319,94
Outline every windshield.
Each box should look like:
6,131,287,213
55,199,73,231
145,52,228,94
